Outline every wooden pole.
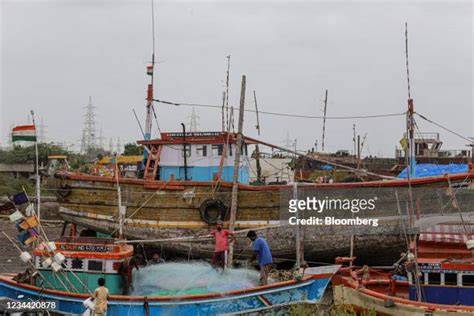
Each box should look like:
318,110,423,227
253,90,262,183
31,110,41,221
321,89,328,152
227,75,246,267
293,183,301,269
353,124,357,160
357,135,361,169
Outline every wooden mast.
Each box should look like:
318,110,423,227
253,90,262,183
321,89,328,152
227,75,246,267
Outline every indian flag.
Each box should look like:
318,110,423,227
12,125,37,142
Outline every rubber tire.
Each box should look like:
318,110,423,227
57,184,72,198
199,199,227,224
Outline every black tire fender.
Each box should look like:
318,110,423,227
199,199,227,224
57,184,72,198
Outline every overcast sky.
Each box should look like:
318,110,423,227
1,0,472,156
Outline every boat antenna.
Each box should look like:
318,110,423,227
321,89,328,152
405,22,416,178
225,55,231,132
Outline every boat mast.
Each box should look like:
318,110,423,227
405,23,416,178
321,89,328,152
227,75,246,267
253,90,262,183
30,110,41,221
144,0,156,145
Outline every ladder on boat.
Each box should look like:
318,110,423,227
144,146,161,180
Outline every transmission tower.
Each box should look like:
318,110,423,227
284,131,293,149
188,108,200,132
80,96,98,153
8,124,13,148
99,127,103,150
116,137,122,154
109,138,114,154
37,116,47,143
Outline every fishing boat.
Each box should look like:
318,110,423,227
332,223,474,315
55,143,474,264
54,24,474,265
0,231,341,315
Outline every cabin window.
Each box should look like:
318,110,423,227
196,145,207,157
71,258,84,270
462,274,474,286
181,145,191,158
428,273,441,285
212,144,224,156
444,273,457,285
240,143,248,156
419,272,426,285
88,260,103,272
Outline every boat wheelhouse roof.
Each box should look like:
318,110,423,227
417,257,474,273
137,131,258,146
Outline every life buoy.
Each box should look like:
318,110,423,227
57,184,72,198
199,199,227,224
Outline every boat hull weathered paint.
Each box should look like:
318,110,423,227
0,265,339,315
55,171,474,264
333,282,474,316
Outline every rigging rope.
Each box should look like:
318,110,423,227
416,113,472,143
154,98,406,120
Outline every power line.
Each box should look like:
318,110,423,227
416,112,472,143
154,98,406,120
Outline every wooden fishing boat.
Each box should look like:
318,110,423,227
332,223,474,315
0,234,341,315
53,36,474,264
55,147,474,264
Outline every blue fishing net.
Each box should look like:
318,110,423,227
132,262,260,296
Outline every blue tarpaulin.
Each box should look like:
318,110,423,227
398,163,468,179
320,165,333,170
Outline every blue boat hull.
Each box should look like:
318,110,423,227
0,266,339,315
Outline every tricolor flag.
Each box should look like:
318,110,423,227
12,125,37,142
146,65,153,76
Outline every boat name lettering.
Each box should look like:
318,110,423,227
59,244,112,252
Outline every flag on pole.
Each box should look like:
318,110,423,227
12,125,36,142
146,65,153,76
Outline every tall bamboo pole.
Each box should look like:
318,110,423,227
227,75,246,266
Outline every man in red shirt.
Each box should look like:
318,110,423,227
210,220,235,270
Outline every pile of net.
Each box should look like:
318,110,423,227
132,261,260,296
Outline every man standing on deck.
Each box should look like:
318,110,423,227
247,230,273,285
210,220,235,270
118,256,140,295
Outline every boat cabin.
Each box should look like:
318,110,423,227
33,237,133,295
407,224,474,306
138,132,254,183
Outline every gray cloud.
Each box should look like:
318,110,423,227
1,0,472,156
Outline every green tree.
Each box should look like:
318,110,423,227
0,143,69,165
123,143,144,156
